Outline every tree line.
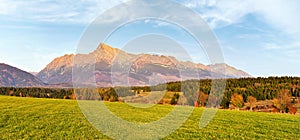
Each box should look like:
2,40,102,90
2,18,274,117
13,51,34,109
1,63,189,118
1,76,300,113
0,87,135,101
133,76,300,111
0,87,74,99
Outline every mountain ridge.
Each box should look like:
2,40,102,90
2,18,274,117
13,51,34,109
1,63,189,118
0,63,45,87
37,43,251,86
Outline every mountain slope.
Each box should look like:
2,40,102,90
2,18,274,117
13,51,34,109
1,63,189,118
37,44,251,86
0,63,45,87
37,54,74,84
209,63,251,78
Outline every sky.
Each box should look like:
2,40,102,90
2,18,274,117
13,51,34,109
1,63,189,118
0,0,299,77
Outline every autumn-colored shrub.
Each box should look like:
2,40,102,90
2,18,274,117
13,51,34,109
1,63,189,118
288,105,297,114
272,108,279,113
194,101,199,107
247,96,257,111
230,93,244,109
198,92,208,107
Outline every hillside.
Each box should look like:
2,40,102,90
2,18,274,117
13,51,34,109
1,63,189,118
1,96,299,139
0,63,45,87
37,43,251,86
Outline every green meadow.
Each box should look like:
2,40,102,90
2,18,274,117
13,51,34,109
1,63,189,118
1,95,300,139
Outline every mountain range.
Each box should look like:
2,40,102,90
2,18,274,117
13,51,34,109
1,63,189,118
0,44,250,87
0,63,44,87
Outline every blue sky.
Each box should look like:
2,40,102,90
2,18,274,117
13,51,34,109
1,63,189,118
0,0,299,77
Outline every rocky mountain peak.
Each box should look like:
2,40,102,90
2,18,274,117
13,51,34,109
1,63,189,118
36,44,251,85
98,43,119,54
45,54,74,70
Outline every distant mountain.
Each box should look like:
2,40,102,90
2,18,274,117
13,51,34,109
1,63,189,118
208,63,251,78
0,63,45,87
37,44,251,86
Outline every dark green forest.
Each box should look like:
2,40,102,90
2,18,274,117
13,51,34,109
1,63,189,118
1,77,300,110
0,87,74,99
131,76,300,110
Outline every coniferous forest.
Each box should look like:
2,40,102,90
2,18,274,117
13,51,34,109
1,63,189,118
1,76,300,112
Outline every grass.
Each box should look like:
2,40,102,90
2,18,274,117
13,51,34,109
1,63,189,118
0,96,107,139
1,95,300,139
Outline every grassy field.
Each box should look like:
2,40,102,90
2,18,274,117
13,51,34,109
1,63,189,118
1,95,300,139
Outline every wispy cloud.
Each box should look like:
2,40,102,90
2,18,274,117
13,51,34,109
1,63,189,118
262,41,300,61
263,43,282,50
264,42,300,50
0,0,128,24
2,0,299,35
183,0,255,29
183,0,300,63
184,0,300,37
235,34,261,39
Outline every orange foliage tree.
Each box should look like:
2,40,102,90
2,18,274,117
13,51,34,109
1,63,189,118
198,92,208,107
273,89,290,113
230,93,244,109
247,96,257,111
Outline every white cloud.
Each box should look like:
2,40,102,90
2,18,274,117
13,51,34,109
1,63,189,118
264,41,300,50
183,0,256,28
1,0,299,35
263,41,300,60
263,43,282,50
236,34,260,39
183,0,216,8
142,20,173,28
0,0,128,24
253,0,300,36
183,0,300,60
184,0,300,37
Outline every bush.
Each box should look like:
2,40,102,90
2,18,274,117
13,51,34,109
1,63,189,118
230,93,244,109
288,105,297,114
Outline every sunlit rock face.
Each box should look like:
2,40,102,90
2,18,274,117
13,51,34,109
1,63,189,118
37,44,251,87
